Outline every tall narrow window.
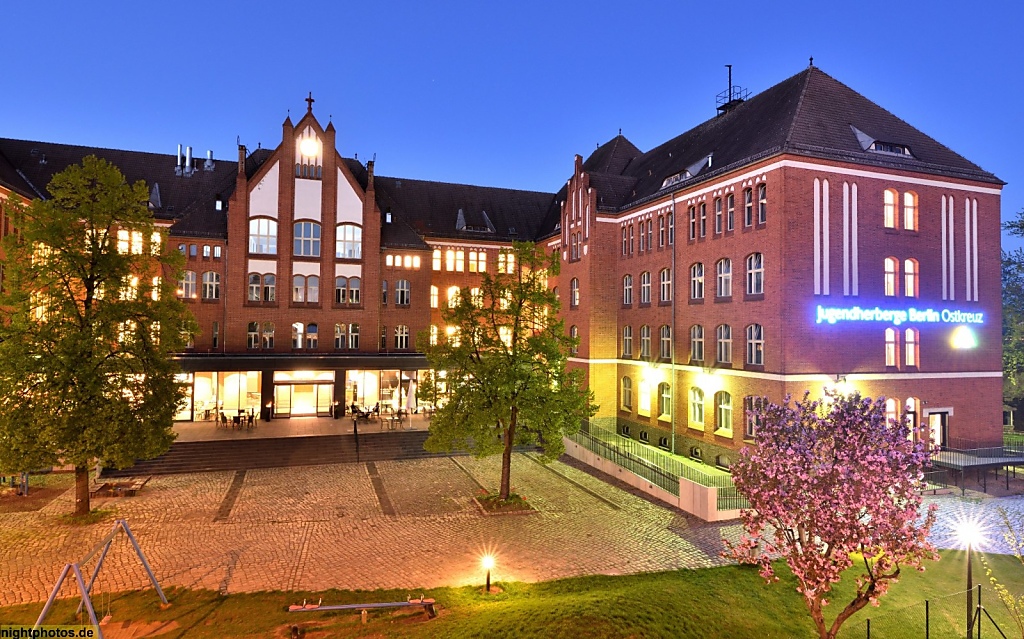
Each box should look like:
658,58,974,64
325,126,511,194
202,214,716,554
659,325,672,359
430,285,439,308
640,271,651,304
335,277,347,304
292,322,304,349
622,275,633,305
690,388,705,425
179,271,197,298
690,263,704,299
903,192,918,230
395,325,410,349
746,323,764,365
659,216,666,247
746,253,764,295
569,325,579,355
884,257,899,296
308,276,320,303
726,193,735,231
757,183,767,224
335,324,346,349
570,278,580,308
714,198,723,234
640,325,651,359
348,324,360,349
885,398,900,426
348,277,360,304
446,250,456,271
335,224,362,259
744,396,762,439
716,391,733,433
262,322,275,349
263,274,276,302
381,280,387,305
249,218,278,254
432,249,441,270
716,324,732,363
658,383,672,418
429,325,438,346
904,259,919,298
905,328,920,367
201,271,220,300
659,268,672,302
455,250,465,272
743,188,753,227
883,189,898,228
622,326,633,357
690,325,704,362
668,212,674,245
306,323,318,350
292,275,306,303
247,322,260,349
699,203,707,237
716,258,732,297
689,206,697,240
621,377,633,409
646,219,653,251
248,273,261,301
396,279,411,306
885,327,899,367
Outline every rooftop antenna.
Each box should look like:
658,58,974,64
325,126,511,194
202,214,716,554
716,64,749,116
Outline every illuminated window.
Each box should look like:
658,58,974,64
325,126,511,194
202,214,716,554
659,325,672,359
690,263,704,299
744,396,762,439
904,259,919,298
716,391,732,433
200,273,219,300
744,188,753,227
455,250,465,272
658,383,672,417
622,275,633,305
336,224,361,259
725,193,735,231
640,271,651,304
640,325,651,359
404,255,413,269
430,285,439,308
150,232,161,255
446,250,455,271
622,325,633,357
263,274,276,302
291,322,304,349
883,189,898,228
690,325,704,362
150,277,161,301
659,268,672,302
247,322,260,349
570,278,580,307
396,279,411,306
569,325,578,355
249,218,278,254
203,245,211,258
690,387,705,425
905,328,920,367
447,286,460,307
262,322,275,349
432,249,441,271
179,271,197,298
335,324,346,349
746,323,764,365
716,258,732,297
468,250,486,272
884,257,899,296
885,327,899,366
885,398,899,426
757,184,767,224
385,254,394,267
621,377,633,409
716,324,732,363
903,192,918,230
213,246,221,259
116,230,129,254
429,324,438,346
395,325,410,349
746,253,764,295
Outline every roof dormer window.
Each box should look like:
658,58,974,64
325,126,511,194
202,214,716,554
869,140,913,156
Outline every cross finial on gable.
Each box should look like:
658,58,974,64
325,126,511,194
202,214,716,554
305,92,315,113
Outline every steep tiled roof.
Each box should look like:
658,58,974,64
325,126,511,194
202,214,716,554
583,134,642,175
0,138,238,238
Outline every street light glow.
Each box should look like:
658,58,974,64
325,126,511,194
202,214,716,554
955,517,986,550
481,554,495,571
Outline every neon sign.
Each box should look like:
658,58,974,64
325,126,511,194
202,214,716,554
815,305,984,326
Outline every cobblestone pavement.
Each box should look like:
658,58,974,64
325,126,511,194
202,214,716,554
3,457,1021,607
925,493,1024,554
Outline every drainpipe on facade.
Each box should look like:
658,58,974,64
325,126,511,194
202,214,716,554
670,194,678,456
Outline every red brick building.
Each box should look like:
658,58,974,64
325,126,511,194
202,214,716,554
0,66,1003,465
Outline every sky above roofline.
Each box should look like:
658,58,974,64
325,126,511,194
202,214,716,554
3,1,1022,247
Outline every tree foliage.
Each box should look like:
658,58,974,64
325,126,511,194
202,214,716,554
420,241,594,500
982,508,1024,638
723,391,938,639
0,156,196,515
1003,209,1024,415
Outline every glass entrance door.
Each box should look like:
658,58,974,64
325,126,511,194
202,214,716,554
274,385,292,417
928,412,948,449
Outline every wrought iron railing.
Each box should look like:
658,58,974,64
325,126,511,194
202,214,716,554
569,428,681,496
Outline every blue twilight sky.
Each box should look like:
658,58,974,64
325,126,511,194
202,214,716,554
3,1,1022,246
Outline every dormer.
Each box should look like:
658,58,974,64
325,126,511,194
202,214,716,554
295,125,323,180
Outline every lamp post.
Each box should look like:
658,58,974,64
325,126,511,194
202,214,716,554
957,520,983,638
481,554,495,593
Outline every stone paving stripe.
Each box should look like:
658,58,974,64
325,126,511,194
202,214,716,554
523,453,621,510
286,522,312,591
214,470,247,522
449,457,487,492
366,462,397,516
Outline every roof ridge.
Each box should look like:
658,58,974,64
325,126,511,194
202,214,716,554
783,67,815,151
374,171,554,197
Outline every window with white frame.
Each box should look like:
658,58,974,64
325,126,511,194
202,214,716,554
201,271,220,300
904,259,918,298
646,219,653,252
249,218,277,254
395,279,411,306
621,227,629,255
744,396,762,439
179,270,197,298
885,327,899,367
726,193,735,231
292,322,304,349
699,203,707,237
714,198,723,234
690,263,704,299
743,188,753,227
716,258,732,297
689,206,697,240
757,183,767,224
569,325,579,355
746,253,764,295
348,323,360,349
659,325,672,359
640,325,651,359
570,278,580,308
658,382,671,418
715,391,732,433
336,224,362,259
905,328,920,367
335,324,346,349
746,323,764,365
622,275,633,305
690,325,704,362
247,322,259,349
716,324,732,363
347,277,360,304
658,215,666,247
659,268,672,302
292,275,318,303
306,323,318,349
432,249,441,270
883,189,898,228
903,192,919,231
621,377,633,409
622,325,633,357
430,285,439,308
640,271,651,304
395,325,410,349
263,274,276,301
247,273,261,301
884,257,898,296
690,387,704,425
262,322,275,349
668,212,674,244
455,250,465,272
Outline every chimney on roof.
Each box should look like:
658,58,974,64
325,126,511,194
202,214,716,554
237,144,246,175
366,160,374,192
183,146,194,177
204,150,215,172
175,144,183,176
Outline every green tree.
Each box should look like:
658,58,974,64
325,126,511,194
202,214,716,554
420,241,594,500
0,156,195,516
1003,243,1024,421
981,507,1024,638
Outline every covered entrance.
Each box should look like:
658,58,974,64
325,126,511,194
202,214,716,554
273,370,334,417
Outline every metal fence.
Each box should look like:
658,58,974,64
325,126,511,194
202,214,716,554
838,586,1014,639
715,485,750,511
569,428,682,496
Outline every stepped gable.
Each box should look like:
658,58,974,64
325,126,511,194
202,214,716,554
0,137,238,238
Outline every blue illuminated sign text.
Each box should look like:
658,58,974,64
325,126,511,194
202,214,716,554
815,305,984,326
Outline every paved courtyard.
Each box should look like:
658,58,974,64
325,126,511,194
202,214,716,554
1,454,1021,608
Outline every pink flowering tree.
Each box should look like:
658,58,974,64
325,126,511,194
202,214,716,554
723,390,938,639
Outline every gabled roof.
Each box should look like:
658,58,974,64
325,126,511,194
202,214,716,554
0,138,238,238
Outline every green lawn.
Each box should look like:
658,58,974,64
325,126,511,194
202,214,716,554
2,551,1021,638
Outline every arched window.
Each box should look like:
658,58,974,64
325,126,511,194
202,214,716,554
905,397,921,440
201,271,220,300
430,285,439,308
746,253,764,295
904,259,919,298
757,183,767,224
621,377,633,409
690,263,704,299
639,325,651,359
445,250,455,271
622,325,633,357
248,273,261,301
716,324,732,363
348,277,360,304
247,322,259,349
335,224,362,259
570,278,580,307
569,325,579,355
261,322,275,349
291,322,304,349
903,191,918,231
432,249,441,271
716,258,732,297
883,189,898,228
743,188,754,227
885,398,900,426
716,391,733,433
447,285,460,307
746,323,764,365
622,275,633,305
884,257,899,296
659,268,672,302
714,198,723,234
395,325,410,349
744,396,763,439
725,193,735,231
658,382,672,417
396,279,411,306
307,275,319,303
905,328,920,367
179,271,197,298
263,274,276,302
292,275,306,303
640,271,651,303
690,325,704,362
885,327,899,367
690,387,705,425
348,324,360,349
659,325,672,359
306,323,318,349
293,221,321,257
249,218,278,254
334,324,346,349
335,277,347,304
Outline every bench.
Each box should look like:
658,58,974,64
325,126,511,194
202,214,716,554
91,476,151,498
288,597,436,620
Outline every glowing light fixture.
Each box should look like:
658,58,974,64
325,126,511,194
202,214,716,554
481,554,495,593
299,137,320,158
950,326,978,349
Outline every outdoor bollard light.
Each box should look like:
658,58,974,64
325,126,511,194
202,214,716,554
957,520,984,638
481,554,495,593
